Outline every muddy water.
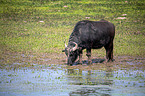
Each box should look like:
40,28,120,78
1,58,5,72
0,63,145,96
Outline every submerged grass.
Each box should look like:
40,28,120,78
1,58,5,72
0,0,145,64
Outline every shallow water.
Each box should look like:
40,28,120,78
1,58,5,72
0,64,145,96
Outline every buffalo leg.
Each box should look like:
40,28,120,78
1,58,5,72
78,51,83,64
105,42,113,62
86,49,92,65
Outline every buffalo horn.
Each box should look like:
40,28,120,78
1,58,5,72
64,40,67,48
65,43,67,48
72,42,78,51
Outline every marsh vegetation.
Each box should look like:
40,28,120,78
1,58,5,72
0,0,145,62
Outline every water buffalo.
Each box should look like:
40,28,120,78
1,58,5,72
62,19,115,66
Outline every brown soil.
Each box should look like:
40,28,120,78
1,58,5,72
0,51,145,70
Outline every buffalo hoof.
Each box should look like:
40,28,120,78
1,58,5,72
68,63,73,66
88,60,92,65
78,61,82,65
107,59,115,62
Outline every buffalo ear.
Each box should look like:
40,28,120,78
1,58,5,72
62,50,65,52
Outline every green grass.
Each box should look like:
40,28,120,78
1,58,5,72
0,0,145,57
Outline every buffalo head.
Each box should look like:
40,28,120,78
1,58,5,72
62,42,79,66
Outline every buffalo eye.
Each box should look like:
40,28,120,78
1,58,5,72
69,51,75,56
69,53,73,56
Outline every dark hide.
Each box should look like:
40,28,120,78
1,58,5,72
62,19,115,66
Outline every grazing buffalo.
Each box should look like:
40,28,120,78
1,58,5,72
62,19,115,66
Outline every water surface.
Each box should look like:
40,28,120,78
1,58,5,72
0,64,145,96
